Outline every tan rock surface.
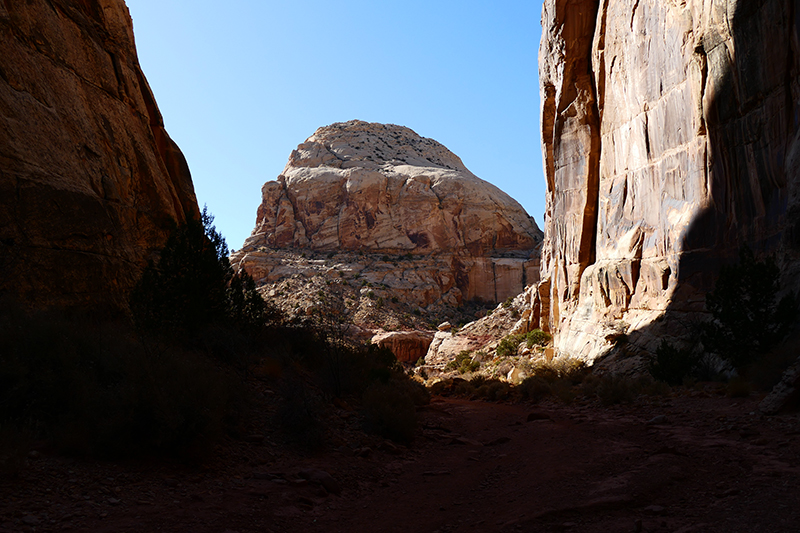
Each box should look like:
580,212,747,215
537,0,800,362
371,331,434,363
0,0,197,309
233,120,542,309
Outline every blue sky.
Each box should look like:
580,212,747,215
126,0,546,250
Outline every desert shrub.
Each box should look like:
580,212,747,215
518,376,552,402
474,380,511,401
594,375,638,405
702,246,797,369
428,379,452,396
496,330,554,358
362,378,419,443
549,380,576,404
453,379,476,396
586,375,668,405
446,350,480,374
525,329,552,348
516,358,587,403
496,334,524,357
530,358,588,383
649,341,700,385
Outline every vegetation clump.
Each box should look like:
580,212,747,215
650,246,797,387
649,341,700,386
701,246,796,370
446,350,481,374
496,330,552,358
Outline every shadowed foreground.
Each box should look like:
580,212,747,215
2,389,798,533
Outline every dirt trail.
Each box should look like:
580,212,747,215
2,391,799,533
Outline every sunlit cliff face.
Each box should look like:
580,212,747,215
232,120,542,309
537,0,800,361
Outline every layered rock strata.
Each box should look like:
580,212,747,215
0,0,197,308
538,0,800,361
233,120,542,309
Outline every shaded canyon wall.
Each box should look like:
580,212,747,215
0,0,198,309
538,0,800,360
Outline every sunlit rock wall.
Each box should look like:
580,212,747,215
539,0,800,361
234,120,543,308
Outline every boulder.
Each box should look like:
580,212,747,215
372,330,435,363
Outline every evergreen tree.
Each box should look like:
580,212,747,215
130,207,276,336
702,246,797,369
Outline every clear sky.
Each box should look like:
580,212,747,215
125,0,546,251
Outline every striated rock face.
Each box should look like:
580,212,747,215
0,0,197,309
234,120,542,308
537,0,800,361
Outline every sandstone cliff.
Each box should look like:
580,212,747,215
537,0,800,362
0,0,197,309
233,120,542,311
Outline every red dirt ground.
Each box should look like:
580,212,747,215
2,388,799,533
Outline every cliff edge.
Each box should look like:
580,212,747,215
0,0,197,309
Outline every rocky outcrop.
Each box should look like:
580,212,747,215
0,0,197,309
234,120,542,308
424,286,538,367
372,331,434,363
538,0,800,361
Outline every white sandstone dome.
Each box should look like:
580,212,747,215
244,120,541,256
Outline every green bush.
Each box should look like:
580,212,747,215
702,246,797,369
649,341,699,385
276,375,326,451
582,375,668,405
496,331,551,357
496,335,523,357
445,350,480,374
530,358,588,383
525,329,552,348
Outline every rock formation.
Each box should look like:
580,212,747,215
233,120,542,310
0,0,197,309
372,330,434,364
537,0,800,362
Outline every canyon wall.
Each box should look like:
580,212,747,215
234,120,542,310
539,0,800,360
0,0,197,309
